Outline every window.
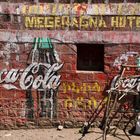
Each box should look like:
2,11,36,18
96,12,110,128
77,44,104,71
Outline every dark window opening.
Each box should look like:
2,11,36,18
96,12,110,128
77,44,104,71
3,14,11,22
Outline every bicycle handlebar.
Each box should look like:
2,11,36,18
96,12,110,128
121,64,140,68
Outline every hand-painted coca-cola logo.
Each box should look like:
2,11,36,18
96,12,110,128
0,63,63,90
111,75,140,92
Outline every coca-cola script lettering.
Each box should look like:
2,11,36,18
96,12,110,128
112,75,140,92
0,63,63,90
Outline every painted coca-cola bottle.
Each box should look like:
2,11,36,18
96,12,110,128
26,37,62,120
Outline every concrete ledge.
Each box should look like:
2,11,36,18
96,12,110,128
0,30,139,44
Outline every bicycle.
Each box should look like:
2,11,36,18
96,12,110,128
103,64,140,140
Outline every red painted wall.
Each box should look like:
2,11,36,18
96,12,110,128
0,2,140,129
0,42,139,128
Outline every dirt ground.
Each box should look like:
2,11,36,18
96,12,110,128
0,128,140,140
